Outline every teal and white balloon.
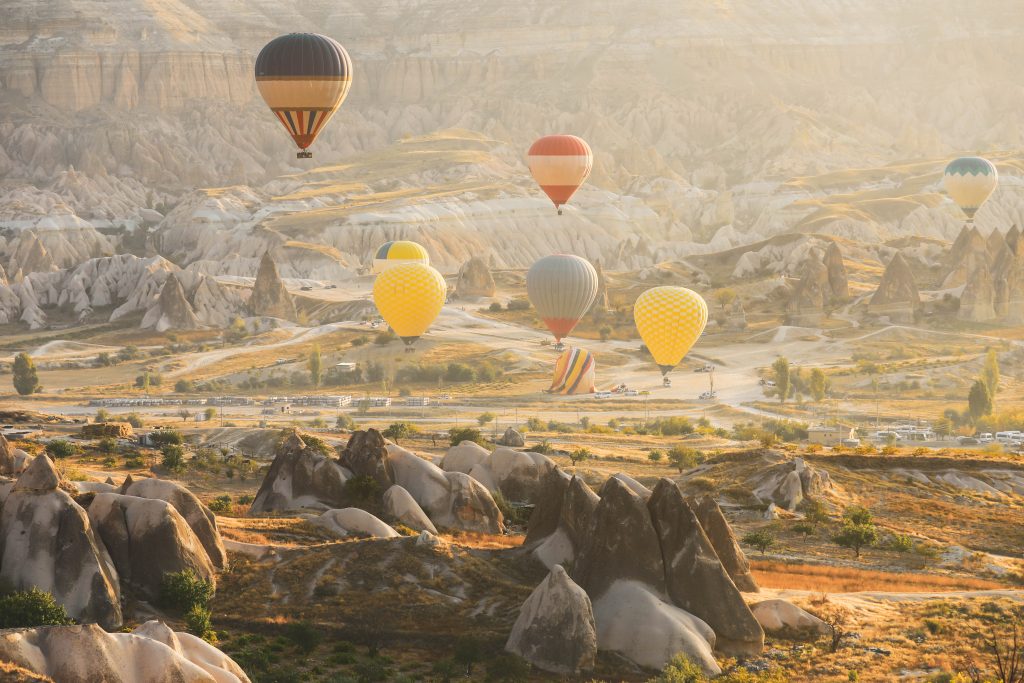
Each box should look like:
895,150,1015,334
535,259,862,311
943,157,998,221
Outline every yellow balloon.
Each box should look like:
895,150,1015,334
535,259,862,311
373,263,447,345
633,286,708,375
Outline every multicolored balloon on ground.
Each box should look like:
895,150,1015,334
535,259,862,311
548,346,596,395
372,241,430,274
255,33,352,158
634,286,708,376
943,156,998,221
526,255,599,342
527,135,593,215
372,263,446,346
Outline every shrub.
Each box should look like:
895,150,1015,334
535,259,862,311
207,495,232,514
449,427,486,448
97,437,118,454
833,523,878,558
843,506,872,526
161,444,185,471
484,652,531,682
801,497,829,527
336,414,357,430
886,533,914,553
0,588,74,628
344,475,381,510
237,494,254,505
505,299,530,311
174,379,195,393
742,530,776,555
382,422,413,444
149,430,183,446
793,522,816,536
651,653,706,682
45,439,78,459
125,413,144,428
667,446,703,472
159,570,214,613
284,620,322,653
185,605,215,642
648,449,664,462
374,329,397,345
453,635,483,675
569,447,592,467
488,302,502,312
649,416,694,436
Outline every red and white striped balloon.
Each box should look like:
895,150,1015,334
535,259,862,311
527,135,593,214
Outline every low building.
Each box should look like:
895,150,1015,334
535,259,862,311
405,396,430,407
808,424,856,446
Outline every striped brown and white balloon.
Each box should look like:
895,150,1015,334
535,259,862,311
255,33,352,158
527,135,593,214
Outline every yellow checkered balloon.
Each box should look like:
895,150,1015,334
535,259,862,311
373,263,447,345
633,286,708,375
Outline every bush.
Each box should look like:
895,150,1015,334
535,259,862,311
159,570,214,613
506,299,530,311
97,437,117,454
667,446,703,472
149,430,183,446
336,414,356,430
742,530,776,555
45,439,78,459
843,506,872,526
237,494,254,505
833,523,878,558
0,588,74,628
207,495,232,514
648,449,664,462
125,413,145,428
651,653,706,682
648,416,694,436
887,533,914,553
488,302,502,312
484,652,531,682
449,427,486,448
284,620,322,653
174,379,195,393
185,605,215,642
374,329,397,345
161,444,186,471
344,475,382,510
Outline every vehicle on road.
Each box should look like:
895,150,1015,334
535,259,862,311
595,391,612,399
694,364,714,373
958,436,980,445
698,390,717,400
759,378,776,387
624,389,639,396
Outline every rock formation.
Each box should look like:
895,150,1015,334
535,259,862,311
0,621,250,683
338,429,395,490
249,252,295,321
524,472,598,570
17,235,58,275
505,565,597,675
750,599,830,636
987,228,1006,260
382,485,437,533
313,508,400,539
141,273,202,331
868,252,920,321
0,433,32,476
690,495,760,592
0,456,122,628
958,262,997,322
467,447,557,503
824,241,849,301
87,493,216,600
441,440,491,474
454,256,496,298
994,234,1024,322
787,253,830,323
498,427,525,447
249,431,352,513
590,259,609,314
943,227,989,289
749,456,831,511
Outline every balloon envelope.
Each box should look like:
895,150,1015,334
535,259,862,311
633,287,708,375
373,263,446,345
527,135,593,212
549,346,596,395
526,255,599,341
943,156,998,220
256,33,352,153
372,240,429,274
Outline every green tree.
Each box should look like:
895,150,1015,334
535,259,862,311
771,357,790,404
0,588,73,628
569,447,591,468
598,325,613,341
308,344,322,387
833,523,877,558
477,412,496,427
742,530,776,555
225,317,247,343
174,379,195,393
336,414,356,430
809,368,828,403
648,449,664,463
843,505,872,526
98,437,117,455
204,407,217,422
982,348,1000,396
12,352,39,396
95,408,110,423
161,444,186,471
714,288,738,311
967,379,993,422
667,446,702,472
178,408,192,422
383,421,411,444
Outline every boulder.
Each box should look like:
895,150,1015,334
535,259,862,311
485,447,557,502
647,480,763,655
690,495,759,592
75,481,118,494
0,433,32,476
249,251,295,321
0,621,250,683
338,429,394,490
441,440,490,474
314,508,399,539
382,485,437,533
572,476,665,599
0,456,122,628
454,256,496,298
87,493,216,600
591,580,720,675
498,427,525,447
751,457,830,511
505,565,597,675
121,477,227,569
249,430,350,513
750,599,830,636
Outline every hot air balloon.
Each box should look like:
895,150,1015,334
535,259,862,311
943,156,998,222
526,255,598,342
255,33,352,159
372,241,430,274
548,346,596,395
527,135,593,215
633,287,708,376
373,263,446,347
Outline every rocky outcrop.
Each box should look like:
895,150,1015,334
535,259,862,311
441,440,490,474
249,252,295,321
248,431,351,513
787,253,830,323
590,259,609,313
0,456,122,628
0,433,32,476
994,234,1024,322
313,508,399,539
468,447,557,503
0,621,250,683
750,600,830,636
824,241,849,301
958,262,997,322
141,273,201,331
691,495,759,592
749,456,831,511
382,485,437,533
120,477,227,569
17,235,58,275
505,565,597,675
524,472,598,569
454,256,496,298
498,427,525,447
87,493,216,600
868,252,919,321
338,429,394,491
987,228,1006,261
943,227,989,289
648,480,763,655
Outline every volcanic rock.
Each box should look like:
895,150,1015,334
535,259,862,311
525,473,599,569
0,456,122,628
498,427,525,447
943,227,989,288
750,457,831,511
0,621,250,683
469,447,557,502
868,252,920,321
441,440,491,473
338,429,394,491
454,256,496,298
0,433,32,476
647,480,763,655
505,565,597,675
382,485,437,533
141,273,201,332
87,493,216,599
249,430,351,513
824,241,849,300
987,228,1006,260
18,235,57,275
314,508,399,539
690,495,759,592
958,262,997,322
751,600,830,636
994,234,1024,322
590,259,609,313
787,253,830,323
249,252,295,321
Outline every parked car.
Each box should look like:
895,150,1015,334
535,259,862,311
958,436,980,445
698,391,717,400
694,364,714,373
